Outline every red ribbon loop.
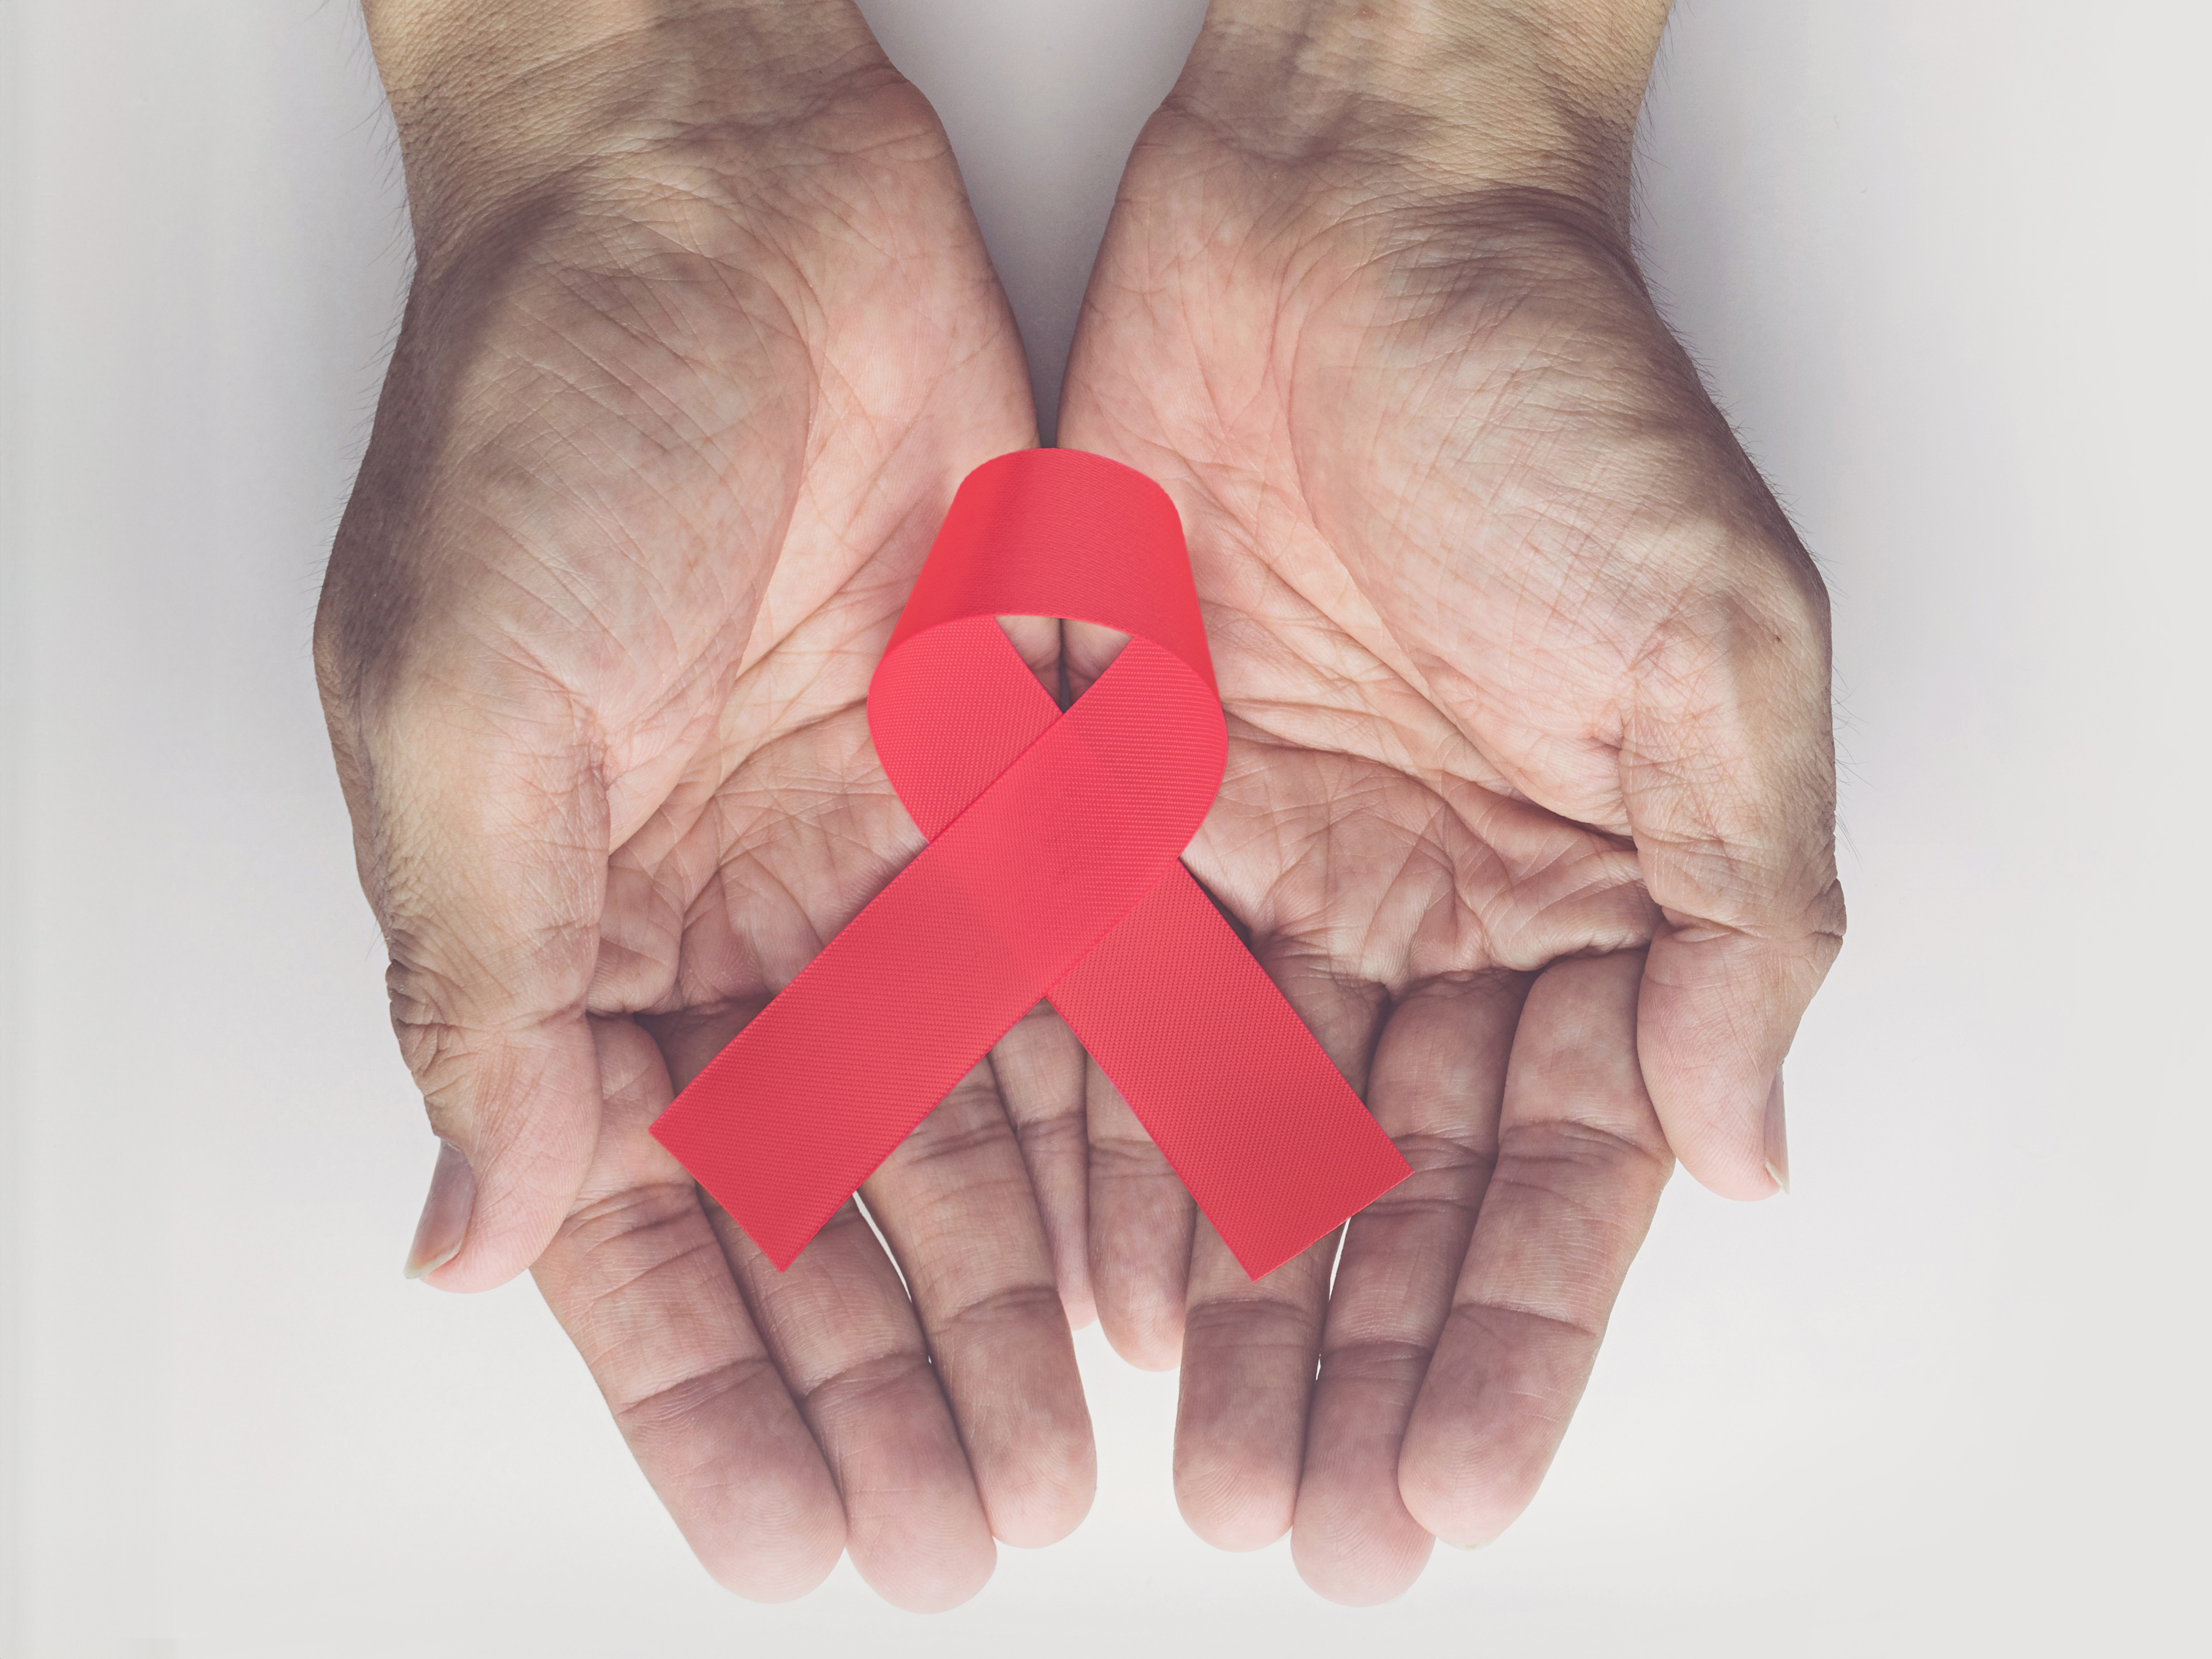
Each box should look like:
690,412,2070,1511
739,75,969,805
652,450,1410,1277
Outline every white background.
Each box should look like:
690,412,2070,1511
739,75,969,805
4,2,2207,1655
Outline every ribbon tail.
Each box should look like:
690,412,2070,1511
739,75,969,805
1052,867,1411,1278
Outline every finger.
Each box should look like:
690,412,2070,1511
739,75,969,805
1623,565,1845,1196
1086,1059,1195,1369
1173,956,1385,1551
648,1014,996,1613
1062,620,1129,701
863,1062,1097,1547
1176,1229,1336,1553
996,614,1067,701
1399,950,1672,1547
531,1018,844,1599
340,683,607,1293
988,1002,1095,1326
1290,971,1528,1605
710,1199,995,1611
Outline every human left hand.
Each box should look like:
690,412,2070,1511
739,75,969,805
1058,0,1843,1601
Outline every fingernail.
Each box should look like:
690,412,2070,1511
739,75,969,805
1763,1073,1790,1195
404,1138,475,1280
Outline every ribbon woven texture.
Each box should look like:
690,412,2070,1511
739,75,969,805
651,449,1411,1278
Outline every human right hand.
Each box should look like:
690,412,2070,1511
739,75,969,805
317,0,1093,1609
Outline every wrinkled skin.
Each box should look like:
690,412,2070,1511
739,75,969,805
320,29,1103,1609
1054,77,1842,1601
319,0,1841,1616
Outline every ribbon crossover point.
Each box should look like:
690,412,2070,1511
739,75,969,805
651,449,1411,1279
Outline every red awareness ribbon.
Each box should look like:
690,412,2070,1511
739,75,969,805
651,449,1410,1278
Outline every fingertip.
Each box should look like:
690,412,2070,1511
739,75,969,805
1635,893,1837,1203
1763,1071,1790,1194
1093,1232,1186,1368
1290,1497,1434,1605
863,1536,997,1614
1099,1301,1183,1371
414,1176,579,1292
1398,1322,1573,1550
1051,1242,1098,1333
1177,1494,1293,1554
970,1356,1098,1550
1060,1288,1099,1332
1672,1134,1779,1203
986,1442,1098,1549
1646,1070,1775,1202
681,1399,850,1604
1395,1435,1541,1552
1637,954,1797,1203
696,1500,847,1604
402,1139,474,1285
1292,1544,1433,1607
815,1359,1001,1613
1174,1450,1295,1552
411,1017,604,1290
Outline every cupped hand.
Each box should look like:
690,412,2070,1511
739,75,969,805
318,4,1094,1609
1057,9,1843,1603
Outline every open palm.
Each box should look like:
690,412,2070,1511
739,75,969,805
318,37,1097,1609
1059,92,1843,1602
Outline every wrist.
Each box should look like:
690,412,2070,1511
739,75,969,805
1171,0,1671,232
363,0,890,267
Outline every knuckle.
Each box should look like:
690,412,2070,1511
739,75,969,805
938,1279,1069,1340
798,1347,933,1419
1447,1292,1604,1358
894,1091,1015,1169
1318,1333,1435,1387
381,946,577,1137
1636,570,1829,723
1497,1112,1670,1190
1181,1294,1320,1354
1086,1134,1173,1181
384,954,476,1098
1393,1126,1500,1177
610,1351,784,1438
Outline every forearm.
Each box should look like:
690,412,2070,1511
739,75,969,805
361,0,887,264
1174,0,1672,228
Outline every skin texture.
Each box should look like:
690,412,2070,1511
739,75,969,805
1055,0,1842,1602
322,0,1842,1613
322,2,1103,1610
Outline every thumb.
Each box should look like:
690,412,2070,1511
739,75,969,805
1623,575,1846,1199
338,676,609,1291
